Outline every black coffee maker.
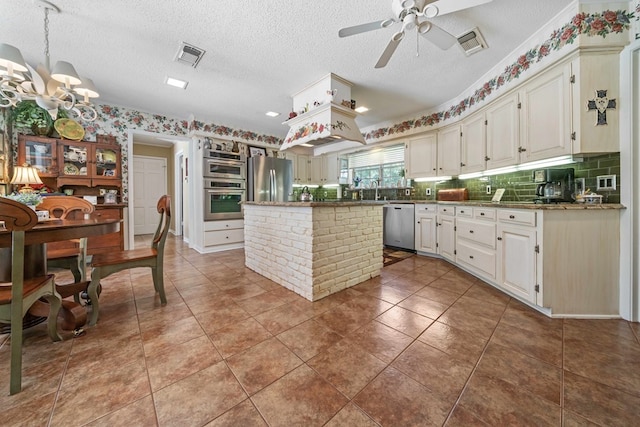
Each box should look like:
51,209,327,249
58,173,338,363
533,168,575,203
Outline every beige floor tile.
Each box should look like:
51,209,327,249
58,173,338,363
376,305,434,338
85,395,158,427
205,399,267,426
276,319,344,361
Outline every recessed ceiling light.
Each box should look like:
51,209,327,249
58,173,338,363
355,106,369,113
265,111,280,117
165,76,188,89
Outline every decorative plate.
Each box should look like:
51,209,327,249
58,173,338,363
55,118,85,141
63,163,80,175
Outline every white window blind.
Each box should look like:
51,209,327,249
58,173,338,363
347,144,404,168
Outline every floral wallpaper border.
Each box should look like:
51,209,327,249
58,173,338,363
363,9,635,141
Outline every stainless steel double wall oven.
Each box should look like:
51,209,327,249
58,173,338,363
203,148,246,220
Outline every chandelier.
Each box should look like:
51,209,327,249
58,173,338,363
0,0,99,121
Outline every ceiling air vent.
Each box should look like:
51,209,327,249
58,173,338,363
457,27,487,57
175,42,205,68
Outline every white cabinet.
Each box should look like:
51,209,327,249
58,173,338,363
519,62,572,162
455,208,497,281
461,112,486,174
204,219,244,250
309,153,340,185
437,206,456,262
415,204,437,254
295,154,311,184
437,124,461,176
405,133,437,179
496,210,538,304
485,92,519,170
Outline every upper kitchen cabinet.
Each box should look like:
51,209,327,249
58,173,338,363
295,153,311,184
460,111,486,174
570,51,620,154
57,140,122,187
17,134,59,177
308,153,341,185
485,92,519,170
437,124,461,176
404,133,437,179
519,62,572,162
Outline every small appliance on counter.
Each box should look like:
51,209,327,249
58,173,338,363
533,168,575,203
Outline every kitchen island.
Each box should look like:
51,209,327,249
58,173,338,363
243,201,384,301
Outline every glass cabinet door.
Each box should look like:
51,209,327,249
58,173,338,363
59,142,89,177
94,145,121,180
17,135,58,177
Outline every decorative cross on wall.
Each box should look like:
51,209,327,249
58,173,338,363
587,90,616,126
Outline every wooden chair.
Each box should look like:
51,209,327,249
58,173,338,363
86,195,171,325
39,196,95,287
0,197,62,395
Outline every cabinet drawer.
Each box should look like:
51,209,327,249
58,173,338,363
498,210,536,226
456,240,496,279
474,208,496,221
456,218,496,248
438,206,455,216
91,208,122,220
456,207,473,218
204,229,244,246
415,204,437,215
204,219,244,232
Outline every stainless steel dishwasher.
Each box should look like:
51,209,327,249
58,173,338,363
383,204,415,250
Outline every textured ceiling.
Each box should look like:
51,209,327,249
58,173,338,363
1,0,574,140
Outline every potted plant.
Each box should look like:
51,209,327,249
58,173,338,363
10,101,54,136
5,192,43,209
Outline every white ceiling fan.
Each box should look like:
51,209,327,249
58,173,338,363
339,0,492,68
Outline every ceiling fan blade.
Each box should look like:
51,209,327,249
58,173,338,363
339,19,394,38
375,32,405,69
422,0,492,18
418,22,457,50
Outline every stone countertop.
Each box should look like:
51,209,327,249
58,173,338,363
243,200,624,209
407,200,625,210
243,201,385,207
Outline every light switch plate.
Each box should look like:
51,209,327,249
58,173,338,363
405,189,411,196
426,188,431,196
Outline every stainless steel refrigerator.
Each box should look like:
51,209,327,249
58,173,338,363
247,156,293,202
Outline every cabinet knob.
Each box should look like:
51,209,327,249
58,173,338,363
485,156,491,161
480,212,485,216
497,237,503,241
417,221,420,224
432,168,436,171
469,255,474,259
460,210,464,214
469,230,474,233
509,215,515,219
439,167,443,170
460,162,465,167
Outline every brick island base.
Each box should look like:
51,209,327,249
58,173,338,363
243,202,383,301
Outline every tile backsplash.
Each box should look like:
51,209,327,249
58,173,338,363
414,153,621,203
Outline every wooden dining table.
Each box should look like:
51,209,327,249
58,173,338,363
0,218,121,334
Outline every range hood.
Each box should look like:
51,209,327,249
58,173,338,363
280,73,366,154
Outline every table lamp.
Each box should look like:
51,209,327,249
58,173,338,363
10,164,43,193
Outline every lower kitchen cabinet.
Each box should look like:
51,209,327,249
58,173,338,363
436,206,456,263
456,209,497,282
496,217,538,304
204,219,244,250
415,204,437,253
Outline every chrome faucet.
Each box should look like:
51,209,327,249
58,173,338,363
372,179,380,200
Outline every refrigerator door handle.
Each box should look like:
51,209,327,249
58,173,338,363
270,169,276,201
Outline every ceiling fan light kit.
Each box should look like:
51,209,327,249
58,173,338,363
0,0,99,121
339,0,493,68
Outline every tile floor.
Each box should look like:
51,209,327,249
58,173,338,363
1,234,639,426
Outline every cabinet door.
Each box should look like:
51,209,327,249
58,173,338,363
57,140,92,186
437,215,456,262
437,125,461,176
416,213,437,253
323,153,339,185
295,154,310,184
92,143,122,187
17,135,58,177
497,224,537,304
461,112,486,174
486,93,519,169
405,133,437,179
310,156,323,184
520,63,572,162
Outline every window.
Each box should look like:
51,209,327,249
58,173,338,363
348,144,405,188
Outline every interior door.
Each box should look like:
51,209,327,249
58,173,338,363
133,156,167,235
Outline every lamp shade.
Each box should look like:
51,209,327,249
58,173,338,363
0,43,28,73
75,77,99,98
10,165,43,185
51,60,82,86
